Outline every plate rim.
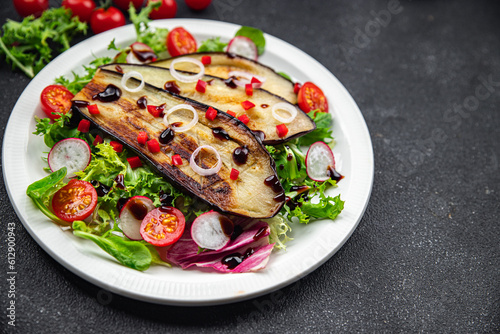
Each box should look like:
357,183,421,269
2,18,374,306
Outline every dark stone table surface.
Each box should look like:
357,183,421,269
0,0,498,332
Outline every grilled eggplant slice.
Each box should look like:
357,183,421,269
102,63,315,145
153,52,297,104
72,69,284,218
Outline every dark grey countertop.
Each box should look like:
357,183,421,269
1,0,499,332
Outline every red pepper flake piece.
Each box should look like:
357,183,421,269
205,107,217,121
276,124,289,138
226,110,236,117
241,100,255,110
110,141,123,153
147,105,163,117
171,154,182,166
238,114,250,125
293,82,302,94
137,131,148,145
93,134,103,146
77,119,90,133
245,84,253,96
147,139,161,153
201,55,211,65
196,80,207,93
251,77,261,86
127,156,142,168
88,104,100,115
230,168,240,180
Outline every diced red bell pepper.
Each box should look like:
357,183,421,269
238,114,250,125
110,141,123,153
88,104,100,115
171,154,182,166
245,84,253,96
293,82,302,94
205,107,217,121
276,124,289,138
230,168,240,180
147,105,163,117
147,139,160,153
226,110,236,117
251,77,261,86
241,100,255,110
127,156,142,168
201,55,211,65
77,119,90,133
196,80,207,93
93,134,103,146
137,131,148,145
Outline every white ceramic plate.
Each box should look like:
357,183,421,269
2,19,373,306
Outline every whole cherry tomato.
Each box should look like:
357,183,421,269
167,27,197,57
297,82,329,114
184,0,211,11
148,0,177,20
113,0,143,10
90,6,126,34
13,0,48,17
40,85,74,120
62,0,96,23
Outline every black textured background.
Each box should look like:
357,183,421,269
1,0,499,333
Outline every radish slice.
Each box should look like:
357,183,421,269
126,42,157,64
272,102,297,123
306,141,336,182
163,104,198,132
227,36,258,60
48,138,91,178
170,57,205,83
189,145,222,176
191,211,234,250
119,196,155,240
228,70,266,88
121,71,145,93
126,51,143,64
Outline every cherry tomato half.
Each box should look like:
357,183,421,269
13,0,48,18
140,207,185,247
52,179,98,222
184,0,211,11
113,0,143,11
148,0,177,20
62,0,96,22
167,27,197,57
297,82,329,114
90,6,126,35
40,85,74,120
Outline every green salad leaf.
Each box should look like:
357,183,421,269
129,1,169,55
198,37,227,52
297,111,334,147
235,26,266,55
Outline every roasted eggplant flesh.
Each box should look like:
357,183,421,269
102,63,315,145
72,69,284,218
153,52,297,104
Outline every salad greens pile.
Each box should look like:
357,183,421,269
27,4,344,271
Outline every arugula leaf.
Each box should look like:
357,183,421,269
235,26,266,55
26,167,69,225
197,37,227,52
129,1,169,55
0,8,87,78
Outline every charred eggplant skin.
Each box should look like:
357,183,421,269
72,69,284,218
100,63,316,145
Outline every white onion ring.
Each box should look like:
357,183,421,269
163,104,198,132
272,102,298,123
121,71,145,93
228,70,266,88
170,57,205,83
189,145,222,176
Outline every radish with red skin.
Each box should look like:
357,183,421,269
48,138,91,178
306,141,336,182
126,42,157,64
191,211,234,250
227,36,258,60
119,196,155,240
